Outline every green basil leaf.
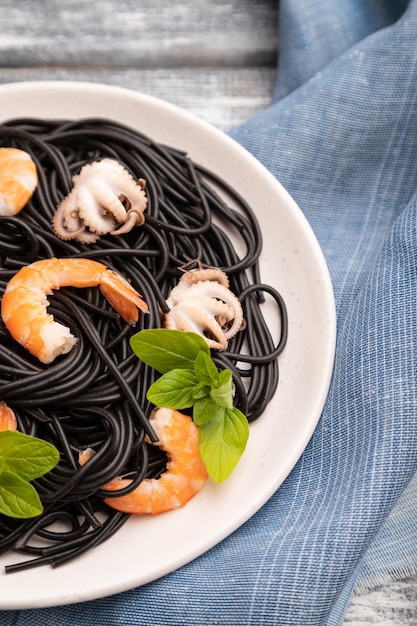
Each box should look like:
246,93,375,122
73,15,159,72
0,431,59,481
210,368,233,408
0,471,43,518
192,380,211,400
198,406,249,483
130,329,209,373
194,351,219,384
147,369,199,408
193,396,224,425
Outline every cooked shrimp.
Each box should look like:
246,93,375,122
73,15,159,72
102,407,208,515
0,402,17,431
1,257,148,364
0,147,38,216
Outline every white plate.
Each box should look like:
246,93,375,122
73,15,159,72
0,81,336,609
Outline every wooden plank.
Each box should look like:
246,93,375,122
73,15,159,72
344,575,417,625
0,0,278,68
0,67,276,129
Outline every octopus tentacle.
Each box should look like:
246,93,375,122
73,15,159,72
77,181,118,235
165,303,229,350
111,208,145,235
178,267,230,288
51,196,91,241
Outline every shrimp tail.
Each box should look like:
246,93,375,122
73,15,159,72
0,402,17,431
99,270,149,323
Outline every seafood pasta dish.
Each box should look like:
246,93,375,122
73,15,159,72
0,117,287,572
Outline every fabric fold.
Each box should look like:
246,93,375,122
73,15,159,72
274,0,409,100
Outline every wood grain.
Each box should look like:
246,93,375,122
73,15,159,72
344,575,417,625
0,0,278,68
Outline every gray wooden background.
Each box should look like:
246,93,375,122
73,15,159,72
0,1,416,623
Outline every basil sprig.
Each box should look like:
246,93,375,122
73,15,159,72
130,329,249,483
0,431,59,518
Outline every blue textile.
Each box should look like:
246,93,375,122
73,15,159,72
3,0,417,623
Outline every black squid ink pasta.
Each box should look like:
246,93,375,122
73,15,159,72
0,117,288,572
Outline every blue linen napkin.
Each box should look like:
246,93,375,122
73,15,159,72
3,0,417,623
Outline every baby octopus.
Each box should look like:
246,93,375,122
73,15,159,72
0,147,38,216
164,267,244,350
52,158,147,243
